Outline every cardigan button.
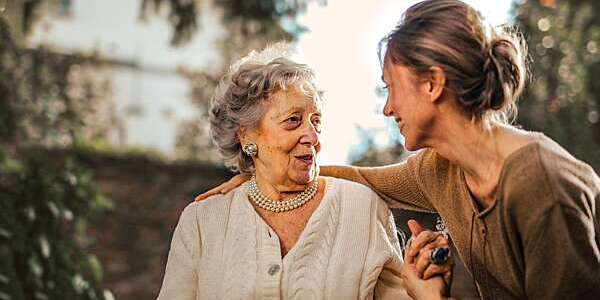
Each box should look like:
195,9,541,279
267,264,280,275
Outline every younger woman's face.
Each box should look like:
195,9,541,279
382,57,437,151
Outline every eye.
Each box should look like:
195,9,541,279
282,115,302,129
375,84,389,97
286,116,301,124
311,116,322,133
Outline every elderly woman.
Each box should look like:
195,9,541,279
156,45,451,299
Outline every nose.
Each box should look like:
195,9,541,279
383,95,393,117
299,122,319,146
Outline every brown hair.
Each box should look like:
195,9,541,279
380,0,529,125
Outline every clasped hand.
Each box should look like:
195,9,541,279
401,219,453,300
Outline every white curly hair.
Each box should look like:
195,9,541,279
209,42,323,174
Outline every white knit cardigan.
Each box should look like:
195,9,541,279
156,177,410,300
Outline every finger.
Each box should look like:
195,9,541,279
434,234,450,247
401,263,417,281
234,174,251,183
194,185,224,202
405,231,440,264
223,174,251,193
415,248,432,277
407,219,423,237
218,180,238,194
194,175,251,202
422,263,450,280
411,231,441,252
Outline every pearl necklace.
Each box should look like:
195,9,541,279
247,175,318,213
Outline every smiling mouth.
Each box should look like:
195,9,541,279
394,118,405,132
295,154,314,165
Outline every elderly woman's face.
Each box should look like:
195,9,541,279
245,86,322,186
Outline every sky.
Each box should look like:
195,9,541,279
26,0,513,164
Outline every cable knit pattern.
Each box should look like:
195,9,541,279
359,191,405,300
222,185,257,299
156,177,411,300
287,181,339,299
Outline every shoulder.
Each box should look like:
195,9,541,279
324,176,386,209
198,185,242,207
533,135,598,183
324,176,392,218
501,134,599,213
179,186,242,224
408,148,460,200
325,176,379,196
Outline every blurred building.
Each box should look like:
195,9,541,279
9,0,222,159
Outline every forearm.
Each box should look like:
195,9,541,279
321,164,434,212
320,165,371,186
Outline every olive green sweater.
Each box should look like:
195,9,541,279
323,134,600,299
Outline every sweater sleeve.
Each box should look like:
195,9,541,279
156,203,201,300
371,194,412,300
523,203,600,299
320,151,435,212
516,144,600,299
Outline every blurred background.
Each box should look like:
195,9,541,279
0,0,597,299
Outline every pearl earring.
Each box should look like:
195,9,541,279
243,143,258,157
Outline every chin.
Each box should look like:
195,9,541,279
404,143,418,151
292,167,318,184
402,136,419,152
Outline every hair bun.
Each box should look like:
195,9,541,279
480,33,528,114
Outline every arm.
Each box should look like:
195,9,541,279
523,203,600,299
513,147,600,298
320,153,435,212
156,204,201,300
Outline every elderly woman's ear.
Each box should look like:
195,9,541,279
237,128,258,157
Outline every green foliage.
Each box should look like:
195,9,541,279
0,150,111,300
0,14,111,300
514,0,600,171
0,13,21,142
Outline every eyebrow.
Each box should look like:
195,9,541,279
275,106,304,119
276,106,322,119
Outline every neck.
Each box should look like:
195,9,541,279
425,111,508,203
253,172,313,202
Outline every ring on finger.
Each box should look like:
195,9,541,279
429,247,451,265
